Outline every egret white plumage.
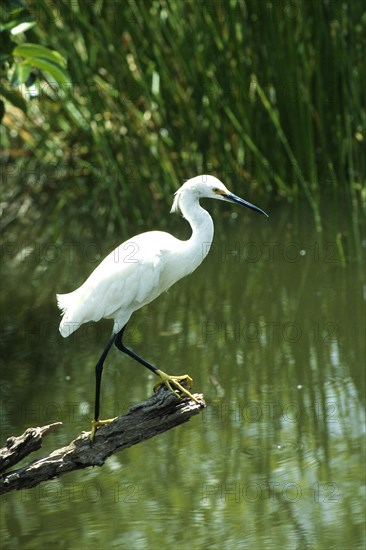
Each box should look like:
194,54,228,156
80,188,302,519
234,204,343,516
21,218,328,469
57,175,268,439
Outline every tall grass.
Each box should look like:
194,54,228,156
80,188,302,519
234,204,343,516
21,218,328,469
1,0,365,241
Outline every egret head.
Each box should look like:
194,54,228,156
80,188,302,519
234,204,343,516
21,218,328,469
171,175,268,217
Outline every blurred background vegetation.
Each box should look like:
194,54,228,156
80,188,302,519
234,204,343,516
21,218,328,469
1,0,365,245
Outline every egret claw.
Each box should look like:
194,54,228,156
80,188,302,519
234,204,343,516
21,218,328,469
154,369,199,403
90,417,116,441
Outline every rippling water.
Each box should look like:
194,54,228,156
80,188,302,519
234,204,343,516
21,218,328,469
1,201,365,549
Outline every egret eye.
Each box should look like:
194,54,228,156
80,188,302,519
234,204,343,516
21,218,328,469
213,188,226,195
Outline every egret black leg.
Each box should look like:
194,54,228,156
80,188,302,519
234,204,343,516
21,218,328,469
93,324,157,433
94,333,116,423
114,325,158,375
92,322,198,441
114,324,199,404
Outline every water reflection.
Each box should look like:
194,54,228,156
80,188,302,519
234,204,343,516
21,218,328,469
1,203,365,549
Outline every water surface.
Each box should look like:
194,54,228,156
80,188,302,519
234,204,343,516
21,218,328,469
1,202,365,549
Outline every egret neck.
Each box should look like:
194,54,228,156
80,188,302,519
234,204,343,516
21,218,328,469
173,187,214,277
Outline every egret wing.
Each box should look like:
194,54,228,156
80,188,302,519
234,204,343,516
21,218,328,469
57,231,178,336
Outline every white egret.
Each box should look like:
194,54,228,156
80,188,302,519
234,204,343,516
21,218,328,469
57,175,268,439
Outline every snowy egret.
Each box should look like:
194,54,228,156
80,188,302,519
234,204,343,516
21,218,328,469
57,175,268,439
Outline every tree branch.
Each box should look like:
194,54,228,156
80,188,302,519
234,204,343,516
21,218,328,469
0,388,205,495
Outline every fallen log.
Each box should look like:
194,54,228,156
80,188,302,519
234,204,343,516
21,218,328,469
0,388,205,495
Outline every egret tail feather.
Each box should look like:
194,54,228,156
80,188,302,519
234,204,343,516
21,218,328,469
57,291,82,337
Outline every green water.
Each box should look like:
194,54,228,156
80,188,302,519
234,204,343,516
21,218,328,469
1,202,365,549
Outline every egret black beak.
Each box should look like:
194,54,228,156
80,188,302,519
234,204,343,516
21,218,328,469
225,193,269,218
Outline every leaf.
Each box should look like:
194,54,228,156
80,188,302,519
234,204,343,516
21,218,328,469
22,57,71,85
13,43,67,68
10,21,36,35
11,64,32,87
0,85,27,113
0,11,31,33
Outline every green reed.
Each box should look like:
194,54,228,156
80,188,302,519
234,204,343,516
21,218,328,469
2,0,365,241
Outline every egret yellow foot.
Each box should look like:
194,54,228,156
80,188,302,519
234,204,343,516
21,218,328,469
90,417,116,441
154,369,199,403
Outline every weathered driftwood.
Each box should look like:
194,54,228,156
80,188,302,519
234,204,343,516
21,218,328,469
0,422,63,474
0,388,205,495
